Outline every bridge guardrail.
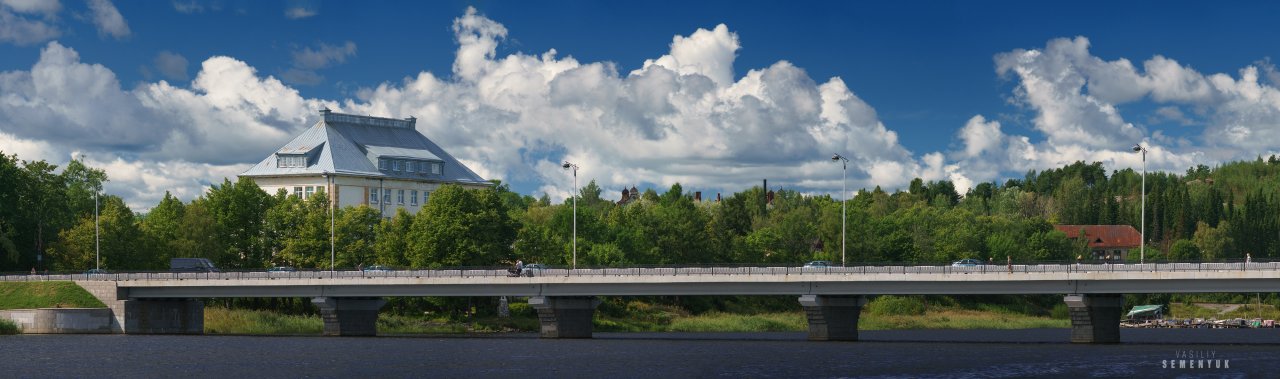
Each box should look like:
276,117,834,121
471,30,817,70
3,261,1279,282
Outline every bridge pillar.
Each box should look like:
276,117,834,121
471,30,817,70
121,299,204,334
529,296,600,338
1064,294,1123,344
312,297,386,336
799,295,867,341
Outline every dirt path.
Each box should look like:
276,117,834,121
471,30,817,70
1193,303,1244,315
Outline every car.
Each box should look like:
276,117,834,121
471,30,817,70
521,263,548,277
171,257,219,273
84,268,109,275
951,259,983,267
363,265,393,272
803,260,833,268
267,266,296,272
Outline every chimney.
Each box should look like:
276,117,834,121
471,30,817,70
695,191,701,202
406,115,417,127
717,193,721,202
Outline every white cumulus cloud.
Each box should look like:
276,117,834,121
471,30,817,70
0,0,61,45
86,0,130,39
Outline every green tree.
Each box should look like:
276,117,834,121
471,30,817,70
374,208,414,266
408,185,517,267
203,177,275,268
1167,239,1201,261
1193,221,1234,261
335,205,381,268
46,196,142,270
140,192,186,269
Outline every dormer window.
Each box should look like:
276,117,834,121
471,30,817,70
378,159,388,171
431,162,442,175
277,154,307,168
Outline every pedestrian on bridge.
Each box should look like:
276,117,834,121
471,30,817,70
1006,256,1012,273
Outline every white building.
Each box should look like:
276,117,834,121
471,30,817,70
240,109,490,217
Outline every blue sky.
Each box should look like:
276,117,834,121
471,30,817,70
3,1,1280,210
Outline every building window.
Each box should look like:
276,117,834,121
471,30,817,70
382,189,391,203
410,190,418,206
397,189,405,204
369,188,378,204
277,155,306,168
424,191,431,204
406,161,416,173
393,160,402,172
305,186,316,199
379,159,388,171
293,186,303,198
431,162,442,175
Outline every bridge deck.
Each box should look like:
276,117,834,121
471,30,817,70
8,263,1278,298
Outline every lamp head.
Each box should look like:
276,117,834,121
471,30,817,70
1132,144,1143,152
562,162,571,169
831,154,840,161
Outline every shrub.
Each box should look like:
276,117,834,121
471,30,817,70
1050,303,1069,319
868,295,926,316
0,318,18,335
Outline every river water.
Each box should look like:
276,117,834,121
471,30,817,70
2,329,1278,378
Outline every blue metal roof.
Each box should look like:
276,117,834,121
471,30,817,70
240,111,488,184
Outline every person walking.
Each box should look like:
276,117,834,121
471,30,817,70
1006,255,1012,273
515,260,524,276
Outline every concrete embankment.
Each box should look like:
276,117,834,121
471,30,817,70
0,281,115,334
0,308,113,333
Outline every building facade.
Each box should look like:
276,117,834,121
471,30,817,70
1053,225,1142,261
240,109,490,217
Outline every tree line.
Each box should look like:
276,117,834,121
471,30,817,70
2,151,1278,273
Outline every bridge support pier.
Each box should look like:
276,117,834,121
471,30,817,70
1064,294,1123,344
799,295,867,341
312,297,386,336
529,296,600,338
121,299,204,334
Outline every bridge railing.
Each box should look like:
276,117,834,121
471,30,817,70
3,261,1280,282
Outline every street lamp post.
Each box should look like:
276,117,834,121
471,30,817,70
831,153,849,267
323,172,334,272
95,186,100,271
1132,144,1146,264
562,162,579,269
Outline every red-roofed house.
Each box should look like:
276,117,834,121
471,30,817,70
1054,225,1142,261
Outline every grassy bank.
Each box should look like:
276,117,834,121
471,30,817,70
1170,303,1280,320
204,307,540,335
0,282,105,309
205,296,1068,335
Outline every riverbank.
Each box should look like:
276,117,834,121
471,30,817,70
203,305,1068,335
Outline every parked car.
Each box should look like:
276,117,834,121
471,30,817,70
267,266,296,272
363,265,393,272
951,259,983,267
804,260,833,268
84,268,109,274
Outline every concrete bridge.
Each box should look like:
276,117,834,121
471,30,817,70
7,262,1279,343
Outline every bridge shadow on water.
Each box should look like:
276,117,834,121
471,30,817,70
368,328,1280,345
